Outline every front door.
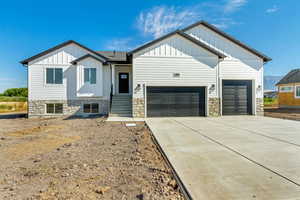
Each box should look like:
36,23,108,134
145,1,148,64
118,73,129,93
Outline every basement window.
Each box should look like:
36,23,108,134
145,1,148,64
46,104,63,114
83,103,99,113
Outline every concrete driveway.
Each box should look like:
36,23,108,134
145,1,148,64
146,116,300,200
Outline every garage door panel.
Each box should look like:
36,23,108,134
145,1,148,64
147,87,206,117
222,80,252,115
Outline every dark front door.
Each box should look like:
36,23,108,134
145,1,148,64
147,87,206,117
119,73,129,93
222,80,252,115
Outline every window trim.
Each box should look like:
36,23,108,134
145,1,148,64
44,67,64,87
45,103,64,114
82,103,99,114
84,67,97,85
279,86,293,93
295,85,300,98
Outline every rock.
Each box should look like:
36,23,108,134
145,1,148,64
95,186,111,194
0,137,5,140
168,179,178,189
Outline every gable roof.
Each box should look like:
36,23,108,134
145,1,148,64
70,54,107,65
20,40,108,65
276,69,300,85
129,30,226,58
181,21,272,62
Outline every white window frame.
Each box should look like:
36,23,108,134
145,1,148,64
44,67,64,87
84,67,97,85
279,86,293,93
295,85,300,98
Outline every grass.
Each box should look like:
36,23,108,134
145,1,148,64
0,96,27,102
264,98,278,106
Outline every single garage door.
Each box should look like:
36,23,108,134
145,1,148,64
147,87,206,117
222,80,252,115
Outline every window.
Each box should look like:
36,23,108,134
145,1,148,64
83,103,99,113
46,68,63,84
84,68,96,84
279,86,293,92
296,86,300,98
46,104,63,114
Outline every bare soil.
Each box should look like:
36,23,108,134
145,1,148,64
0,117,184,200
264,107,300,121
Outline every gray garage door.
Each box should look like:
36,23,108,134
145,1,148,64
147,87,206,117
222,80,252,115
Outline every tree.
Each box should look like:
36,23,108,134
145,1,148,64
3,88,28,97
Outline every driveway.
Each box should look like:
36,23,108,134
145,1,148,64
146,116,300,200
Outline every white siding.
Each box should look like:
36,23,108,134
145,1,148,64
76,57,103,97
28,43,110,100
133,35,219,99
185,25,264,98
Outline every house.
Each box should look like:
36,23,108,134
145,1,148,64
20,21,271,118
276,69,300,108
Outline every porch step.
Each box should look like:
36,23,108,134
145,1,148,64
110,95,132,117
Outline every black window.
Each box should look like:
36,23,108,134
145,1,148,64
46,68,63,84
84,68,96,84
46,104,63,114
83,103,99,113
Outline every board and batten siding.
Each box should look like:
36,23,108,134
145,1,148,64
28,43,110,100
133,35,220,99
184,25,264,98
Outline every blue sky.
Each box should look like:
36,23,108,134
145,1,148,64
0,0,299,92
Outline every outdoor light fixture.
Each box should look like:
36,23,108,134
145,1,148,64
210,84,216,91
134,84,141,93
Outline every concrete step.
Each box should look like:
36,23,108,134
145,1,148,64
110,110,132,114
111,107,132,111
112,95,132,100
109,113,132,117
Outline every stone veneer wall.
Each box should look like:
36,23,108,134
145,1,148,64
132,98,145,118
28,99,109,118
256,98,264,116
209,98,221,117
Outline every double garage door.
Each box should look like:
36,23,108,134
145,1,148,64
147,87,206,117
146,81,253,117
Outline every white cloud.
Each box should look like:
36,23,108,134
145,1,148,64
137,6,200,38
136,1,247,38
104,38,133,51
266,5,279,13
224,0,247,13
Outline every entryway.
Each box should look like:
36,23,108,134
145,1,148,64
118,73,129,94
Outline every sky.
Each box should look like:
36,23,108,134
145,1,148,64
0,0,299,92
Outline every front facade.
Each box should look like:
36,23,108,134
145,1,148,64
276,69,300,108
21,21,271,118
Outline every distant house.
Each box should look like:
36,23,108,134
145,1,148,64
264,90,277,99
276,69,300,108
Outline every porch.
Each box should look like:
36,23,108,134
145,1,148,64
110,64,133,117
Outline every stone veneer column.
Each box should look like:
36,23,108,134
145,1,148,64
132,98,145,118
256,98,264,116
208,98,221,117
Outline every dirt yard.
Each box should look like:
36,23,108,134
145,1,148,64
0,116,184,200
264,107,300,121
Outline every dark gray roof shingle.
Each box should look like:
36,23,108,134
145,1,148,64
276,69,300,85
96,51,128,62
